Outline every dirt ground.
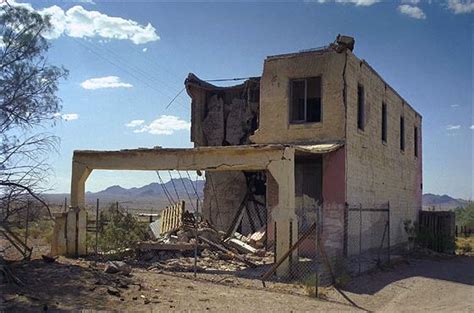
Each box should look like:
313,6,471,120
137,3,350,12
1,253,473,312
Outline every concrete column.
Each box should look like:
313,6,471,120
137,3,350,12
267,148,297,277
71,161,92,208
51,161,92,257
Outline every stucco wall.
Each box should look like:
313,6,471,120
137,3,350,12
251,50,346,144
344,52,423,253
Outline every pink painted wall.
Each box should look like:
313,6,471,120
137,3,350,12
321,146,346,258
265,147,347,258
322,147,346,205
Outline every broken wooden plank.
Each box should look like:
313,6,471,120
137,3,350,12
225,237,257,254
261,222,316,283
198,235,257,268
138,242,195,252
225,192,249,239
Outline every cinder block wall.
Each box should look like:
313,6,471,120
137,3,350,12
251,49,346,144
344,52,423,253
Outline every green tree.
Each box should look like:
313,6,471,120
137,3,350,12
455,203,474,229
0,2,68,221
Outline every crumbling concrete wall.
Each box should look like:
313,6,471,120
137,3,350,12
344,51,422,253
185,75,261,231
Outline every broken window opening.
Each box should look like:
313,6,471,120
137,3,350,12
382,102,387,143
290,77,322,124
414,126,418,157
357,84,365,130
400,116,405,151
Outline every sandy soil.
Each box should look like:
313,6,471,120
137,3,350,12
1,255,473,312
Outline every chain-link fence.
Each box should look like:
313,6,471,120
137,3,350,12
261,203,391,294
82,198,396,299
345,203,390,275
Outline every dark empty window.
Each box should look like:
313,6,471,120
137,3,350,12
414,126,418,157
357,85,365,130
400,116,405,151
290,77,321,123
382,102,387,142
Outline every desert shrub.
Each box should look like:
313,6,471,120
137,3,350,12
28,219,54,243
300,273,319,297
456,237,473,254
98,208,148,255
455,203,474,230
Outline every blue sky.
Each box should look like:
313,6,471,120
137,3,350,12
7,0,473,199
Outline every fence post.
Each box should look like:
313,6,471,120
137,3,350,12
343,203,348,257
95,198,99,255
289,220,294,278
273,221,277,264
315,205,321,298
358,203,362,275
25,200,30,256
194,199,198,277
64,197,67,212
387,201,391,264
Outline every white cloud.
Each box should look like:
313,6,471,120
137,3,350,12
446,124,461,130
447,0,474,14
142,47,148,52
81,76,133,90
470,125,474,130
130,115,191,135
398,4,427,19
125,120,145,128
450,104,460,108
72,0,96,4
401,0,420,4
2,1,159,44
316,0,380,6
54,112,79,121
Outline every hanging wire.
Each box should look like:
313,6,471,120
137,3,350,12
168,170,180,202
207,172,224,226
155,171,175,205
165,87,186,109
177,170,196,212
186,170,201,202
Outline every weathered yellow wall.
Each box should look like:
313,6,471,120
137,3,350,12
344,52,423,253
251,50,346,144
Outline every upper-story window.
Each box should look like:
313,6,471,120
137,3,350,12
289,77,321,123
414,126,418,157
357,84,365,130
382,102,387,142
400,116,405,151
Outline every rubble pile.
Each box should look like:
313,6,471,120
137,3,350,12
138,220,272,273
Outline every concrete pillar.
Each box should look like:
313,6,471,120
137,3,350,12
50,213,67,256
71,161,92,208
51,161,91,257
69,161,91,256
267,148,297,277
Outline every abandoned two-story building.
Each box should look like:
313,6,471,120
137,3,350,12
52,35,422,277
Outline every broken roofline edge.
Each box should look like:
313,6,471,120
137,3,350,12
72,141,345,155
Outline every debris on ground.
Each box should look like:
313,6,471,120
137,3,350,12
137,213,272,273
104,261,132,275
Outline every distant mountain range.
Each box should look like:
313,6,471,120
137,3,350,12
45,183,469,212
44,178,205,211
422,193,470,210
